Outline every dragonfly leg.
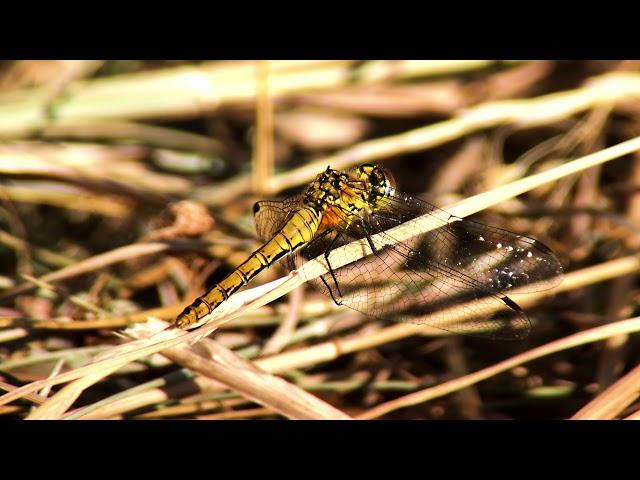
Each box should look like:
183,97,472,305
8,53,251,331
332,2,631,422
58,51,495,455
302,229,344,305
323,231,345,300
360,221,379,255
320,274,343,306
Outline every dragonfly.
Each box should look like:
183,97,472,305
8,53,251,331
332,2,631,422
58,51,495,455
175,164,563,339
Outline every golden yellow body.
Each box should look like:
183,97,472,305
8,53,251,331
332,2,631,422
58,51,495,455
175,164,385,328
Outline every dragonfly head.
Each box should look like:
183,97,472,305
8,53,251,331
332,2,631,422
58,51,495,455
355,164,395,207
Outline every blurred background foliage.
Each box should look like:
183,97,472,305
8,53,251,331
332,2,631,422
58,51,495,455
1,60,640,420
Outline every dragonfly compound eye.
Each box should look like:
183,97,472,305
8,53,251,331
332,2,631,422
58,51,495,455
356,164,392,188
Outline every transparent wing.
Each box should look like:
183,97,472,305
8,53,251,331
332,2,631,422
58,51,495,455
374,190,564,295
296,189,563,339
253,194,305,242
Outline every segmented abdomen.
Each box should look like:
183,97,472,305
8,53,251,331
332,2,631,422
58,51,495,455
175,206,321,328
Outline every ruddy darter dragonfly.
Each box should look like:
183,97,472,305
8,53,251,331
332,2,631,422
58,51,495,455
175,164,563,339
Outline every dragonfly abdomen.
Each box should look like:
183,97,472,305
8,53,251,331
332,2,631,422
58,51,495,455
175,206,321,328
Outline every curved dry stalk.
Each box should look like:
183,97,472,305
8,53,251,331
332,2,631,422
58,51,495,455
146,337,350,420
31,327,351,420
357,317,640,419
355,60,514,83
66,374,212,420
0,142,189,195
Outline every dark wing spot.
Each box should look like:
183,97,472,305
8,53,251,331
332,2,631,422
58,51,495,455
253,202,261,215
501,296,524,314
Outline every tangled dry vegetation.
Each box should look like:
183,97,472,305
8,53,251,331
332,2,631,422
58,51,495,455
1,60,640,420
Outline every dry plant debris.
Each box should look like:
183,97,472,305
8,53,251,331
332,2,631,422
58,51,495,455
1,60,640,420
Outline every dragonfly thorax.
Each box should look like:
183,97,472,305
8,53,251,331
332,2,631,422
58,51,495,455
304,164,393,222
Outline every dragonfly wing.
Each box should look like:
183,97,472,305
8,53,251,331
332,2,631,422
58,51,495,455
253,194,306,272
375,191,564,294
253,194,305,242
297,189,562,339
303,230,532,339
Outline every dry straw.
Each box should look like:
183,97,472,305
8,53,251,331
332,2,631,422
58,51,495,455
3,64,640,418
2,133,640,418
0,60,500,138
195,71,640,205
358,317,640,419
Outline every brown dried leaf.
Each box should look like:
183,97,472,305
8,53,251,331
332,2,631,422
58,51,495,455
145,200,215,241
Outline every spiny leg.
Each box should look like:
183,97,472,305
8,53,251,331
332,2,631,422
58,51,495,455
320,274,343,306
319,227,386,306
360,221,379,255
320,220,385,306
302,229,344,306
323,231,345,299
